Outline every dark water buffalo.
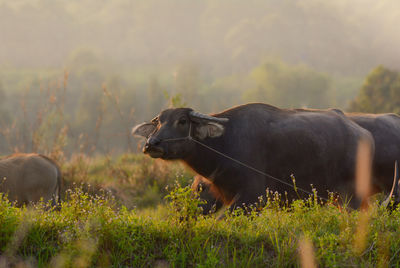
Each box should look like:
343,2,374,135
133,103,374,212
346,112,400,196
195,110,400,211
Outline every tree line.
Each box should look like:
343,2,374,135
0,56,398,157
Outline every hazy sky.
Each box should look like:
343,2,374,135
0,0,399,76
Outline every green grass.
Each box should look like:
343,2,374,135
1,181,400,267
61,153,194,209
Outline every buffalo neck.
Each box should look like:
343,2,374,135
182,137,228,179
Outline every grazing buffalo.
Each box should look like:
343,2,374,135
0,154,62,206
133,103,374,212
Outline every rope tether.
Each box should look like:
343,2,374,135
160,122,330,202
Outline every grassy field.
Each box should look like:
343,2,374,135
0,154,400,267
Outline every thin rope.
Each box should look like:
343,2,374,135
159,122,329,202
190,138,327,200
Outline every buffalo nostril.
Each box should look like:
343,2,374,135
143,143,154,154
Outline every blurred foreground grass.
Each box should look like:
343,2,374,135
1,183,400,267
1,154,400,267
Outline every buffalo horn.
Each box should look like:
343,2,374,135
189,111,229,123
382,161,399,208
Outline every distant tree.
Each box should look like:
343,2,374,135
147,75,165,114
175,61,202,106
243,60,333,108
0,81,6,105
349,66,400,113
66,47,105,74
0,81,9,123
0,81,10,153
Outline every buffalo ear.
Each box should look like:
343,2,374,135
195,122,225,139
132,123,156,138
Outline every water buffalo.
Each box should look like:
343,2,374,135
347,112,400,197
193,110,400,211
133,103,374,212
0,153,62,206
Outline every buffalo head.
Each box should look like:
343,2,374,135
132,108,229,159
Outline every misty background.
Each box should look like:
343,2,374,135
0,0,399,156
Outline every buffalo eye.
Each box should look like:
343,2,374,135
178,118,187,126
